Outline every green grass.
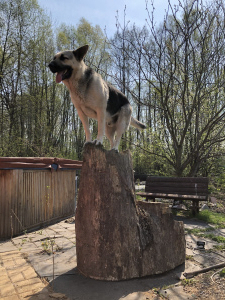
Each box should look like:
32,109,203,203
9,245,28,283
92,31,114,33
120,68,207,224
185,227,213,235
186,254,194,261
203,234,225,243
220,269,225,277
181,278,195,286
136,194,144,201
213,244,225,251
185,227,225,244
196,210,225,228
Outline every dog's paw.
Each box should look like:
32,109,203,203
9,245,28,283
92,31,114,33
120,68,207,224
111,148,119,153
93,139,103,146
84,141,93,145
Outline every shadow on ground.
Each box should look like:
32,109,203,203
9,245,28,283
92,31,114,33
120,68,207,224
45,265,185,300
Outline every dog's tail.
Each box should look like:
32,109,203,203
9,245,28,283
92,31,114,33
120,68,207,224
130,116,146,129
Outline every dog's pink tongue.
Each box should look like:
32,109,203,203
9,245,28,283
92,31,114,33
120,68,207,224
56,72,63,83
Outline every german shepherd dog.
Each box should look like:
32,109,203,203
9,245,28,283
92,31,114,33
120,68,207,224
49,45,146,150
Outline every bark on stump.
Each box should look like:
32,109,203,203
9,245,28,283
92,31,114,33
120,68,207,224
75,144,185,281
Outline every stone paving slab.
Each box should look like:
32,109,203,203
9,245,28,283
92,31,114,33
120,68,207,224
0,251,54,299
28,247,76,279
0,240,18,253
160,285,196,300
0,218,74,299
185,234,219,251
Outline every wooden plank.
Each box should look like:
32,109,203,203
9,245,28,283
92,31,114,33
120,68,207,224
0,157,54,163
0,168,77,239
146,182,208,188
55,158,82,164
145,177,208,196
145,187,208,195
136,192,207,201
58,163,82,169
0,171,3,237
146,176,208,183
11,170,22,236
0,170,23,239
0,162,52,169
0,157,82,170
0,170,9,238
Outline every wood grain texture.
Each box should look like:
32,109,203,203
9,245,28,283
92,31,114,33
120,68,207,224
75,144,186,281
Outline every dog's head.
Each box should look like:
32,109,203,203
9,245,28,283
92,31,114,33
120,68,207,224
48,45,89,83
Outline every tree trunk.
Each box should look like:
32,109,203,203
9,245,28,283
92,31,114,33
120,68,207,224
75,143,185,281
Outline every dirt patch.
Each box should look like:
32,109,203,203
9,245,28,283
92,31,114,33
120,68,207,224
181,271,225,299
142,271,225,299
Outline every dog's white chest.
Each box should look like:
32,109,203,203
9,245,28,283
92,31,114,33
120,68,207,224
70,95,96,119
80,105,98,119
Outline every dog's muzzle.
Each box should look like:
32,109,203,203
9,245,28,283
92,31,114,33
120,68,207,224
48,62,72,83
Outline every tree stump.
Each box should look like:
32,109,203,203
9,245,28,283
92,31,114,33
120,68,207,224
75,144,185,281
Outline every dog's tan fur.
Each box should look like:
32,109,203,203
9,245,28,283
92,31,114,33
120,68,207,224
49,45,146,150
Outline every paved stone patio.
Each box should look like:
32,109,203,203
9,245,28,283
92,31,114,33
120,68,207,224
0,216,225,299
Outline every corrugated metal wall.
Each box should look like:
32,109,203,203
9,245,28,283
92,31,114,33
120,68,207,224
0,169,76,239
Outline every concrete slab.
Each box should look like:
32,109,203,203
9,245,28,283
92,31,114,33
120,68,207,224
175,216,212,230
160,285,196,300
28,247,77,278
0,240,17,253
185,234,219,251
50,265,184,300
212,228,225,237
120,291,156,300
194,252,224,267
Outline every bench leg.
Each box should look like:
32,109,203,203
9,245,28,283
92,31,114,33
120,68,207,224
192,200,199,216
145,197,155,202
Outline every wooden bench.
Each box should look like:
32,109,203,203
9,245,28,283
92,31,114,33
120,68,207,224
136,176,209,215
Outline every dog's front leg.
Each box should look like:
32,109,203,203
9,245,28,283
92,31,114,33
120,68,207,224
76,108,92,143
94,109,105,145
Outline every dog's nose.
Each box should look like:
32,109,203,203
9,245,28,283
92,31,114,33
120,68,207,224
48,62,56,72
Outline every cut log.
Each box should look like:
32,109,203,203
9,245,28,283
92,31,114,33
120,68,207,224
75,143,185,281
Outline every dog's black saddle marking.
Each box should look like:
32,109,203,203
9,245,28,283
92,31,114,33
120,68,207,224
107,84,129,116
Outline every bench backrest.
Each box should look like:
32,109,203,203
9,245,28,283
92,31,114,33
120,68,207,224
145,177,208,196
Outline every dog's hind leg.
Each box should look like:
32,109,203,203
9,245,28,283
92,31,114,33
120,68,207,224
112,104,132,150
113,122,126,150
105,125,116,149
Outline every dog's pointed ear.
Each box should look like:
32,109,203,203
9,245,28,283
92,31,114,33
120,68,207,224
73,45,89,61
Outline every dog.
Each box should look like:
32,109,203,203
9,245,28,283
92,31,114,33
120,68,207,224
49,45,146,150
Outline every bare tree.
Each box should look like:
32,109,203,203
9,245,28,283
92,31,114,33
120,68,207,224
112,0,225,176
0,0,56,156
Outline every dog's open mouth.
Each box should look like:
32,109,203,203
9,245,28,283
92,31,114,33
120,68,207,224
48,61,73,83
56,68,72,83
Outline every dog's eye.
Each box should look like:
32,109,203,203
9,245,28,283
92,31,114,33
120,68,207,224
60,55,68,61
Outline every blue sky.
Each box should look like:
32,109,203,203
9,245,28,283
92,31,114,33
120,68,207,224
38,0,178,37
